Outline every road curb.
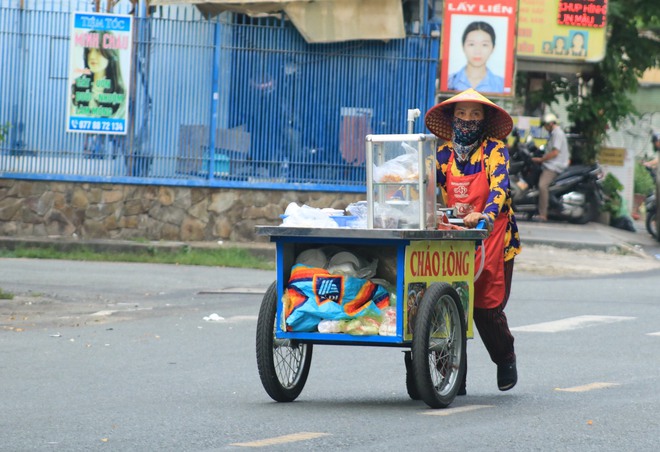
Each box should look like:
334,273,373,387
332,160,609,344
0,231,654,261
0,236,278,260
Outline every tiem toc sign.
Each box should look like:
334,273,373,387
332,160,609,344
66,12,133,135
557,0,607,28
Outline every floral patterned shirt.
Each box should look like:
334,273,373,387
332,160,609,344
436,137,522,261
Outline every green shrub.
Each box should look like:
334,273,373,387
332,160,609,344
601,173,623,216
634,160,655,195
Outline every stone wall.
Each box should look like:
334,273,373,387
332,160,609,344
0,179,364,243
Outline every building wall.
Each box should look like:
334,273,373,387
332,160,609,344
0,178,363,243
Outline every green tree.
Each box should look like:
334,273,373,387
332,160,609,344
0,122,9,144
532,0,660,163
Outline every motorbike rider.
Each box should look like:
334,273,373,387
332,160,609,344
643,132,659,173
532,113,570,221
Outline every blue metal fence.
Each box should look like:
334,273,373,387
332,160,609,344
0,0,439,192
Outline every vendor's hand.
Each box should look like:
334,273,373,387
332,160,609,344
463,212,484,229
532,157,543,164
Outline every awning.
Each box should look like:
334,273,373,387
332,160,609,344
285,0,405,44
151,0,295,16
150,0,406,43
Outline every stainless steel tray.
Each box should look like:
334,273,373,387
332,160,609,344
255,226,488,241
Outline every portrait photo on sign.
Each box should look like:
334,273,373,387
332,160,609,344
569,30,588,57
445,15,509,95
68,30,130,120
66,12,133,135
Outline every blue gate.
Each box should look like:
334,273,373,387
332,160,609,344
0,0,440,192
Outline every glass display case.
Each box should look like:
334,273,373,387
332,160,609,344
365,133,438,230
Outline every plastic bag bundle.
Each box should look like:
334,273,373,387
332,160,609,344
283,264,390,332
282,203,339,228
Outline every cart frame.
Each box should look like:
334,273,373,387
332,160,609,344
255,226,487,409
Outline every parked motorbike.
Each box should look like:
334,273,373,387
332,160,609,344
508,128,604,224
646,192,657,239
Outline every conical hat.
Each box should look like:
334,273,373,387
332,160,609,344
424,88,513,141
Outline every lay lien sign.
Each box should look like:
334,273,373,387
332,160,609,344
440,0,517,97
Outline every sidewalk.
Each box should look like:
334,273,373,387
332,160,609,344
1,219,658,260
516,218,660,258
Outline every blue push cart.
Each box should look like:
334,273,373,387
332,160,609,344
255,225,487,409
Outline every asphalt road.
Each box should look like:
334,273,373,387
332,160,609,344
2,251,660,451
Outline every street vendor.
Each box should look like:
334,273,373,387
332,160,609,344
424,88,521,394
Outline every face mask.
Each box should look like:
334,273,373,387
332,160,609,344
452,117,485,145
451,117,485,161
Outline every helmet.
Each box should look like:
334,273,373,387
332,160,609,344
542,113,558,125
652,131,660,143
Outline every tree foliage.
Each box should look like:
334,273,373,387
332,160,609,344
0,122,10,144
535,0,660,163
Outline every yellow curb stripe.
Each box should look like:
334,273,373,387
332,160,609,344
555,382,620,392
231,432,330,447
422,404,494,416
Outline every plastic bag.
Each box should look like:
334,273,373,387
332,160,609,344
378,306,397,336
338,315,381,336
373,152,419,183
345,201,368,228
326,250,378,279
373,202,404,229
281,203,339,228
371,278,396,306
284,264,390,332
318,319,341,333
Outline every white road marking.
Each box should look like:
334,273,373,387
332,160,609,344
231,432,330,447
89,307,152,317
198,288,266,295
555,382,620,392
227,315,258,322
422,404,494,416
511,315,635,333
89,310,118,317
647,332,660,336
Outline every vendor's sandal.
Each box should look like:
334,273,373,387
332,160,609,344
497,361,517,391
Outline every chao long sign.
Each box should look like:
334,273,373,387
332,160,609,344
66,12,133,135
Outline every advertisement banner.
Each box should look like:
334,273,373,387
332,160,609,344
517,0,607,62
66,12,133,135
403,240,475,341
439,0,517,97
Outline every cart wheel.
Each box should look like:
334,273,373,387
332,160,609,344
404,351,421,400
256,281,313,402
411,282,466,409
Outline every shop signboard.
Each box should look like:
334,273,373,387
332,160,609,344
517,0,608,62
439,0,518,97
66,12,133,135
